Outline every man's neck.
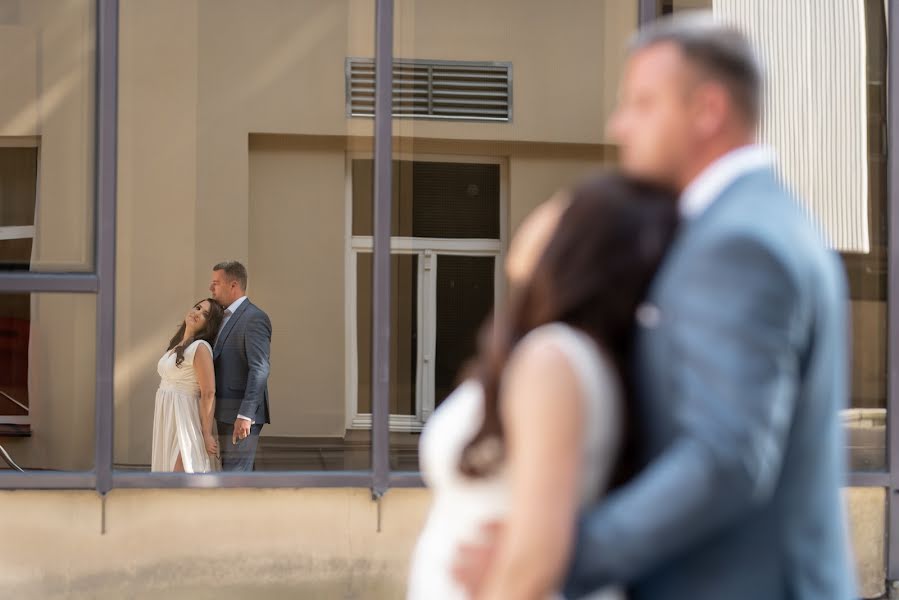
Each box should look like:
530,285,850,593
676,134,756,193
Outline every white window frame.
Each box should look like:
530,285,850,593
344,153,508,432
0,137,39,427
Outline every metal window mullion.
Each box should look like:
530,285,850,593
389,471,424,488
638,0,659,24
0,472,96,489
888,0,899,580
112,471,373,489
371,0,394,499
94,0,118,496
0,273,98,293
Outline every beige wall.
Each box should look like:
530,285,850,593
247,137,347,437
0,486,886,599
509,156,608,231
387,0,633,144
115,0,201,465
241,135,609,439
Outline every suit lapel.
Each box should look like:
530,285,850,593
214,300,251,358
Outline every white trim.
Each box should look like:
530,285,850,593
422,251,437,421
497,158,509,302
0,416,30,425
414,253,425,421
0,390,28,413
352,413,424,433
0,226,35,241
344,152,507,432
344,154,356,430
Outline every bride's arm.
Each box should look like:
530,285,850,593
193,344,219,456
477,340,586,600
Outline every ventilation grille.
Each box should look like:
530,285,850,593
346,58,512,122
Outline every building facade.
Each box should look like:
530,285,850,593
0,0,893,597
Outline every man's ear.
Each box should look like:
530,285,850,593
694,82,730,139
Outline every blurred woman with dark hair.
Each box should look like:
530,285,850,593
407,173,679,599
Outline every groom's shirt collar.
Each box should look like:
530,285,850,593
224,295,248,316
680,144,776,220
219,296,248,332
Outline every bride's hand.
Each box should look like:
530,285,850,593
204,433,219,457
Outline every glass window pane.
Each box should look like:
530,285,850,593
115,1,374,473
356,253,418,417
411,162,500,239
0,293,96,472
0,2,95,272
434,255,495,407
388,0,625,471
351,159,500,238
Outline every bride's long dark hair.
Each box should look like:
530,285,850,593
459,173,679,480
167,298,225,367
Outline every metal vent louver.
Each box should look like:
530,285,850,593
347,58,512,122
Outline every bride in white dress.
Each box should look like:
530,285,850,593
407,174,679,599
151,298,225,473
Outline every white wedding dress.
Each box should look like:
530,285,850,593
151,339,219,473
407,323,625,600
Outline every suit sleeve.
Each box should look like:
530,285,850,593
563,233,808,597
239,311,272,420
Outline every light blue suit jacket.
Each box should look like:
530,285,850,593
564,167,855,599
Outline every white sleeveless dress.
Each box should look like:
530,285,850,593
407,323,625,600
151,339,220,473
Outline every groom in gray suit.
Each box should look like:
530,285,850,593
209,261,272,471
562,14,855,600
456,13,855,600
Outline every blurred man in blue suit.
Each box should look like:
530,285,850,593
563,13,856,600
454,12,856,600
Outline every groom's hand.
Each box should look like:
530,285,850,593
232,419,251,445
452,520,503,598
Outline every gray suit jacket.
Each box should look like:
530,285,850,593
564,168,855,599
213,299,272,425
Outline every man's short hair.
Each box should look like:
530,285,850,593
631,12,763,126
213,261,248,291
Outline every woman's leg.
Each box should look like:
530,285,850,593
173,453,184,472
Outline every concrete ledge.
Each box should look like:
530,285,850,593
846,487,887,599
0,488,431,600
0,487,888,599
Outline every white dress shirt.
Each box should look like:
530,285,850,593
220,295,247,330
218,296,254,424
680,144,776,220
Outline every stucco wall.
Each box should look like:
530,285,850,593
0,486,886,599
